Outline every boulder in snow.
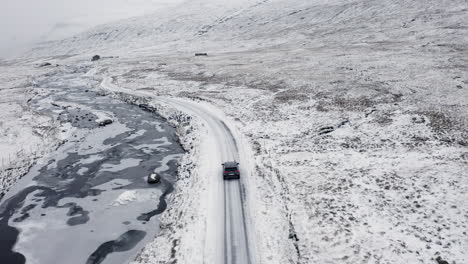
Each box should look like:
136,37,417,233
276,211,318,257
98,119,113,126
147,173,161,184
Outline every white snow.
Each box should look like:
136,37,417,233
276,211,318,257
1,0,467,264
125,129,146,140
112,189,162,207
113,190,138,206
0,62,66,199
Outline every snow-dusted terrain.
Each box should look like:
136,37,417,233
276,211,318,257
96,83,256,264
0,0,184,58
0,65,184,264
1,0,467,263
0,62,67,200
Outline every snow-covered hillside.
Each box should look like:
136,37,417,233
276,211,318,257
3,0,467,263
0,0,184,58
0,62,67,200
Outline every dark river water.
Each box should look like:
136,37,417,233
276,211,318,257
0,69,183,264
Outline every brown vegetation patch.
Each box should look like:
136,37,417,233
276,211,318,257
274,90,309,103
420,110,468,145
316,96,374,112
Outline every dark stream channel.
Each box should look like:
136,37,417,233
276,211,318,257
0,70,183,264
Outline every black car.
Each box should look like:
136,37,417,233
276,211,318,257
222,161,240,180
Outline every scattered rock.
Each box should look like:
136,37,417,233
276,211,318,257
91,55,101,61
147,173,161,184
338,120,350,127
318,126,334,135
195,52,208,56
98,119,113,126
139,103,156,112
412,116,426,124
39,62,52,67
365,108,377,117
435,256,449,264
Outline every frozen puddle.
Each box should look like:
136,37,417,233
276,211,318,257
101,158,143,172
11,186,162,264
0,82,184,264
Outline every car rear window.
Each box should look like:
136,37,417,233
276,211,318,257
226,167,237,171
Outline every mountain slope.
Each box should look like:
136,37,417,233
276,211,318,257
20,0,468,264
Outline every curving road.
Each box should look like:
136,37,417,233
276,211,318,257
101,77,253,264
163,99,252,264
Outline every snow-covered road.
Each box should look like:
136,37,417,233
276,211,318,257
168,99,251,264
224,181,250,264
102,78,253,264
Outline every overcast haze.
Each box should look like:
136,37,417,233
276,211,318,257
0,0,182,58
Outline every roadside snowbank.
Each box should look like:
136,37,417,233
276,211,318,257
97,83,209,264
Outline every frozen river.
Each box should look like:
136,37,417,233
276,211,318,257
0,77,183,264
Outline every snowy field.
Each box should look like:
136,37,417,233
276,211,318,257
0,61,66,200
1,0,467,263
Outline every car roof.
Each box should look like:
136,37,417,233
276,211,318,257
223,161,238,168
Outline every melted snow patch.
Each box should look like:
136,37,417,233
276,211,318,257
112,190,138,206
125,129,146,140
101,158,141,172
112,189,162,207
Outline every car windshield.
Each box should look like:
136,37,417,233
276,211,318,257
226,167,237,171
